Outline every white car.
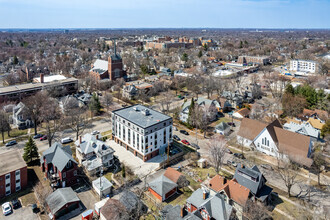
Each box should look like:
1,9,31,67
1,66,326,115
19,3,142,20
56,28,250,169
2,202,12,216
92,130,100,135
61,137,73,144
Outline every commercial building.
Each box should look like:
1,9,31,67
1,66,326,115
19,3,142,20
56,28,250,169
238,56,270,65
0,150,28,198
290,59,318,74
0,77,78,104
112,105,173,162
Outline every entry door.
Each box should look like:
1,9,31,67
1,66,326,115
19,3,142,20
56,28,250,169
62,181,66,188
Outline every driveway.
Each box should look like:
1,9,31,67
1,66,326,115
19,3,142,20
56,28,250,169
0,206,38,220
108,140,162,177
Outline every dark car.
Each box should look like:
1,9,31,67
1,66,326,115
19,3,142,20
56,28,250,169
33,134,43,139
173,135,180,141
234,153,244,159
227,122,236,127
5,140,17,147
180,130,189,135
31,204,38,213
11,199,20,209
40,135,47,141
191,143,200,150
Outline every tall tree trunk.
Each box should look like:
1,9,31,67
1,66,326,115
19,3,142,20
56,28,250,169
1,131,4,144
34,119,38,135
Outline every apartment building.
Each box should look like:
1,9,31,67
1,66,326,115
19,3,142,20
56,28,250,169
0,150,28,198
238,56,270,65
290,59,317,73
112,105,173,162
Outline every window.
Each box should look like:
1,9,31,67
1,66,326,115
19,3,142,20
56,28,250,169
163,122,166,126
15,170,20,176
66,161,72,169
6,183,10,187
74,170,77,176
5,174,10,179
6,191,10,196
16,186,21,191
15,179,20,183
62,172,66,178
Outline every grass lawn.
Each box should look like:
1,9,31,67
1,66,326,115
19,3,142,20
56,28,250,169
193,167,217,180
101,130,112,137
0,187,36,206
140,214,155,220
185,176,200,191
167,187,193,206
103,172,112,182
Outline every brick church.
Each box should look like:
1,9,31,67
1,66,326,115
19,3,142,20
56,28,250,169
89,43,126,81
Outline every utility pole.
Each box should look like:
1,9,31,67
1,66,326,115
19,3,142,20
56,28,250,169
167,137,170,167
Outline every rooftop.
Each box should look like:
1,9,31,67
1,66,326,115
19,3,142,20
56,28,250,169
33,74,67,83
0,149,26,176
113,104,172,128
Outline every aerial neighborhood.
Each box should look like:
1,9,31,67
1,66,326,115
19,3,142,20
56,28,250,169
0,11,329,220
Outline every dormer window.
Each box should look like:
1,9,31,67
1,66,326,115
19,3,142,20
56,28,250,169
201,209,208,220
66,161,72,169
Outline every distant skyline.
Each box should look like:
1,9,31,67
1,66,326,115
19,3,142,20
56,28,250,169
0,0,329,29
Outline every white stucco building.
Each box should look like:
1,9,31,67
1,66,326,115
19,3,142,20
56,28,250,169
112,105,173,162
290,59,317,74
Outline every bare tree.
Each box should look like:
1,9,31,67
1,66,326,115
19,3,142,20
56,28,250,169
276,157,300,197
0,110,10,144
244,200,271,220
64,99,88,140
41,98,63,147
33,182,52,212
24,91,48,135
311,152,326,186
207,135,227,174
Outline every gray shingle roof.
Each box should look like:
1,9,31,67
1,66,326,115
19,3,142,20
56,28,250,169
148,175,177,198
42,142,77,172
75,133,115,156
113,105,172,128
46,187,80,214
234,164,265,195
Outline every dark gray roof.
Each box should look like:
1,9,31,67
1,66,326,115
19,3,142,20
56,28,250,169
186,189,232,220
215,122,230,131
163,205,201,220
148,175,177,198
113,105,172,128
256,185,273,202
46,187,80,214
119,191,145,214
42,142,77,172
234,164,265,195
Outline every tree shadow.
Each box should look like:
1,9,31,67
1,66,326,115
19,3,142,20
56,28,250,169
268,193,284,211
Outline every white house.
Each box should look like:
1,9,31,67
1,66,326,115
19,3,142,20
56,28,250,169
237,118,313,167
214,122,231,136
112,105,173,162
180,97,220,123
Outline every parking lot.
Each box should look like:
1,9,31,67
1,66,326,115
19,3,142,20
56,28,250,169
108,140,163,177
0,206,38,220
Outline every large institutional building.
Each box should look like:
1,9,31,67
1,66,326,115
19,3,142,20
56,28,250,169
290,59,317,74
112,105,173,161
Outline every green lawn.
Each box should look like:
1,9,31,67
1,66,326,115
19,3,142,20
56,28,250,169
167,187,193,206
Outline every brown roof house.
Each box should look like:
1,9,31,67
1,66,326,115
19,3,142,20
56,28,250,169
237,118,313,167
233,108,250,119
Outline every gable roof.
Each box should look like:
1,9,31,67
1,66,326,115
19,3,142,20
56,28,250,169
215,122,230,131
100,199,129,220
220,179,250,206
233,164,265,195
235,108,250,117
283,122,319,139
42,142,77,172
209,174,226,192
182,97,220,112
91,59,108,74
148,175,177,198
75,133,115,156
164,167,183,184
307,118,325,130
237,118,267,141
46,187,80,214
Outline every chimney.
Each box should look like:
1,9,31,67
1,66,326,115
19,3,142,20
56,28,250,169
202,190,207,200
40,73,44,83
79,136,82,144
96,134,99,140
180,206,185,218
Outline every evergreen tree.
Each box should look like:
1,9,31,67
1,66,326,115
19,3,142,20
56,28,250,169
198,50,203,58
285,84,294,95
181,53,188,62
122,165,126,178
23,136,39,163
321,119,330,138
89,93,101,116
13,55,18,65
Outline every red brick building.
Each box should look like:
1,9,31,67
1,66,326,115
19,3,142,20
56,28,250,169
41,143,78,188
89,44,126,81
0,150,28,198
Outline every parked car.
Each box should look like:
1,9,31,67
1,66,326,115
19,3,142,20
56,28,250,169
181,140,190,145
2,202,12,216
40,135,47,141
173,135,180,141
11,199,20,209
180,130,189,135
261,164,273,170
191,143,200,150
234,153,244,159
5,140,17,147
228,122,236,127
92,130,100,135
61,137,73,144
231,161,238,167
33,134,43,139
226,149,233,154
173,126,178,131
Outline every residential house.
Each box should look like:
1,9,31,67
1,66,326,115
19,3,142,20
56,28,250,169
222,91,244,109
75,133,115,176
208,175,250,220
46,187,81,220
41,142,78,188
180,97,220,123
112,105,173,162
0,150,28,198
237,118,313,167
214,122,231,135
233,108,250,119
122,81,153,99
122,85,138,99
12,102,34,129
283,122,320,141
